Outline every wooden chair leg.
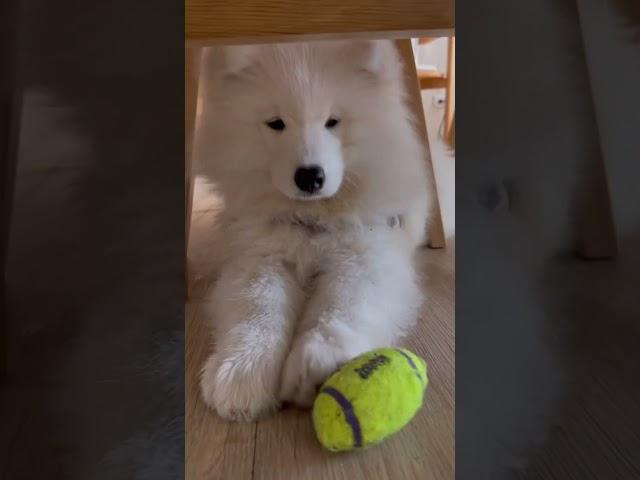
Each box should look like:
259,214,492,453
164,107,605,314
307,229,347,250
444,113,455,151
396,39,446,249
444,36,455,142
185,46,202,298
573,2,617,259
576,151,617,259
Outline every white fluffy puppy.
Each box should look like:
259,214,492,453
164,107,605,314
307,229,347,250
196,40,432,421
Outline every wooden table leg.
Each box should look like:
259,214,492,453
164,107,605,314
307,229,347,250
185,46,202,298
396,38,447,249
574,0,617,259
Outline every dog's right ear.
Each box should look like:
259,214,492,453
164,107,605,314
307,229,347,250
201,45,260,90
221,45,260,77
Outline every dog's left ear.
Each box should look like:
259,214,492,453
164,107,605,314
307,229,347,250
349,40,383,72
348,40,403,81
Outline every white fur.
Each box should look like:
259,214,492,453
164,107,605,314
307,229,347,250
196,40,433,421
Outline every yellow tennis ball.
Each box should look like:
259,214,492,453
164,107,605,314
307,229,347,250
312,347,428,452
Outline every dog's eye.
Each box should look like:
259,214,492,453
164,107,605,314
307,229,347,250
266,118,286,131
325,117,340,129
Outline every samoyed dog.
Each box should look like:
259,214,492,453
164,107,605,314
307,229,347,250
196,40,433,421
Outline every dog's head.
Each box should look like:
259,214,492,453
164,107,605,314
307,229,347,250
199,40,413,211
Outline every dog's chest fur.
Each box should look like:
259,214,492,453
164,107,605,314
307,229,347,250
224,213,404,287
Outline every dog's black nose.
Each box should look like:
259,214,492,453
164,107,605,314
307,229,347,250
294,166,325,194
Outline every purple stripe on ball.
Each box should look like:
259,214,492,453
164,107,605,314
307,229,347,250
394,348,424,384
320,386,363,448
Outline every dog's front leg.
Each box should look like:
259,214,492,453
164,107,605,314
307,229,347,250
201,257,303,421
280,248,423,406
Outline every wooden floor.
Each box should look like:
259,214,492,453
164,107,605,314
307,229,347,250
186,200,455,480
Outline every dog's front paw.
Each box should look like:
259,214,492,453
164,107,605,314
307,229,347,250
279,332,352,407
200,352,280,422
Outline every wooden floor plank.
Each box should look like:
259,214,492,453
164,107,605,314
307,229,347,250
186,303,257,480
